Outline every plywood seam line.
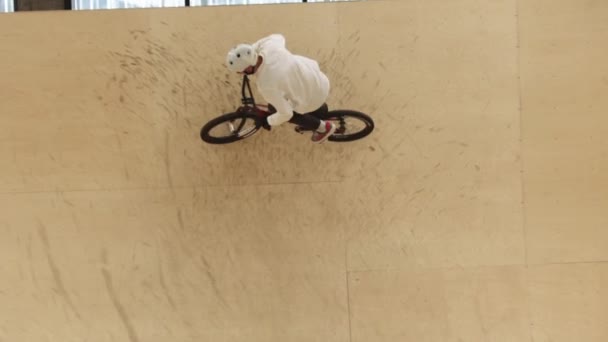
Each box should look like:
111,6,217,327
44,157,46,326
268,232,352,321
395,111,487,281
345,235,353,342
515,0,528,268
0,180,346,197
516,5,532,339
347,262,530,274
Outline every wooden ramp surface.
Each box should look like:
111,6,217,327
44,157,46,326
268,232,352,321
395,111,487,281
0,1,606,341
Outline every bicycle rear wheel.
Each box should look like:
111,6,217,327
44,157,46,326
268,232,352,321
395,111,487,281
200,112,261,144
324,110,375,142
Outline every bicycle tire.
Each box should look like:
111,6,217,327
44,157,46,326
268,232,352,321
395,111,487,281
200,112,262,144
325,110,375,142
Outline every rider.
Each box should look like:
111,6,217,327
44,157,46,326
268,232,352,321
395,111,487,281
226,34,336,143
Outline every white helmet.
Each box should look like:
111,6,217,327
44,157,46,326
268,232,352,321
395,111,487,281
226,44,258,73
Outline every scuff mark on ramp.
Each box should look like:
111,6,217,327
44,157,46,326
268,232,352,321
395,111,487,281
37,221,82,320
157,252,177,311
199,254,228,307
102,268,140,342
165,130,174,190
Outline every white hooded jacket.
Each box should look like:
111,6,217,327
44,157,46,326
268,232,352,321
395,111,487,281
251,34,330,126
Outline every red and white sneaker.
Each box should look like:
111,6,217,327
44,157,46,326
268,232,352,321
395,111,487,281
311,121,336,144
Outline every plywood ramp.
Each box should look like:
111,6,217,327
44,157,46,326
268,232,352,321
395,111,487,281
0,1,606,341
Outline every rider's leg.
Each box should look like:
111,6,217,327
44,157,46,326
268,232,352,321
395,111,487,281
288,103,330,131
289,112,320,131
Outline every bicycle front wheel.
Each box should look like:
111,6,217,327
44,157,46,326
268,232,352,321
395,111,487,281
200,112,262,144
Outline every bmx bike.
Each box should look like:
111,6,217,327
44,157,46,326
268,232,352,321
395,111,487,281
199,75,374,144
